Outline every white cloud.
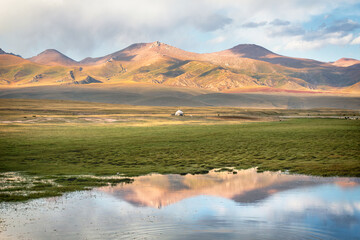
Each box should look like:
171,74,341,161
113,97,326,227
285,38,324,50
351,35,360,45
208,36,226,44
0,0,358,60
284,33,355,50
328,33,354,45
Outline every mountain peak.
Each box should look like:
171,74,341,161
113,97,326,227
124,43,148,50
0,48,22,58
229,44,276,58
80,41,192,65
332,58,360,67
35,49,68,57
29,49,78,66
150,41,165,47
119,41,168,51
148,41,176,50
233,43,267,48
42,49,61,54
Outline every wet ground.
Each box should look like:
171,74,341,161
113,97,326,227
1,168,359,239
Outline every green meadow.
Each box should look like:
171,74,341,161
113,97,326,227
0,99,359,201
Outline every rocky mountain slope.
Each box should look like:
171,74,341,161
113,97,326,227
0,42,359,93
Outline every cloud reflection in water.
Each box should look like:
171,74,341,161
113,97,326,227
1,168,359,239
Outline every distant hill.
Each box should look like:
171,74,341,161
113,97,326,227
0,42,359,94
204,44,327,69
79,41,199,65
28,49,78,66
0,48,22,58
222,44,277,58
332,58,360,67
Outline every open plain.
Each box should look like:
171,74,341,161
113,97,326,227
1,98,359,202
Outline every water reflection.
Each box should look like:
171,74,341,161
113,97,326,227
99,168,356,208
1,169,359,240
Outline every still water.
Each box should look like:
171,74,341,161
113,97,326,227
1,168,360,239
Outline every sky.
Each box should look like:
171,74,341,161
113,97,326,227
0,0,359,62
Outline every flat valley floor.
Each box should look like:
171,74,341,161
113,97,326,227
0,98,359,202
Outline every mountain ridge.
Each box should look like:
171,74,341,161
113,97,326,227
0,48,22,58
0,42,359,93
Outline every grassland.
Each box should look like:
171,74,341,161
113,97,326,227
0,99,359,202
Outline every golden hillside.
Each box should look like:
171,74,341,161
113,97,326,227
0,42,359,93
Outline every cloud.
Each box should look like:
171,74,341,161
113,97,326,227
351,35,360,45
0,0,236,59
194,14,233,32
208,36,226,44
285,33,354,50
269,17,360,51
271,18,360,41
242,21,267,28
269,25,305,37
284,38,324,50
323,19,360,34
270,19,290,26
0,0,359,60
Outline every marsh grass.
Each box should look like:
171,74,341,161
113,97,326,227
0,172,133,202
1,119,359,178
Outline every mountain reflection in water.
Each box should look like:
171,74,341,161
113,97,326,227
99,168,357,208
1,168,360,240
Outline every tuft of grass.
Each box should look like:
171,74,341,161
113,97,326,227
215,167,235,172
0,175,133,202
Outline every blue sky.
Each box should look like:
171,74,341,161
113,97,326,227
0,0,359,62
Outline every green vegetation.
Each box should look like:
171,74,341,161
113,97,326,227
0,62,69,83
1,118,359,177
0,99,359,202
0,174,132,202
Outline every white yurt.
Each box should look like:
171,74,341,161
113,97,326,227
175,110,184,116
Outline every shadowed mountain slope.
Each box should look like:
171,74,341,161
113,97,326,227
0,85,359,109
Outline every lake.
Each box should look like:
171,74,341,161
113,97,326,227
1,168,359,239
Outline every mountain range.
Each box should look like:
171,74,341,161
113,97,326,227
0,42,359,93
